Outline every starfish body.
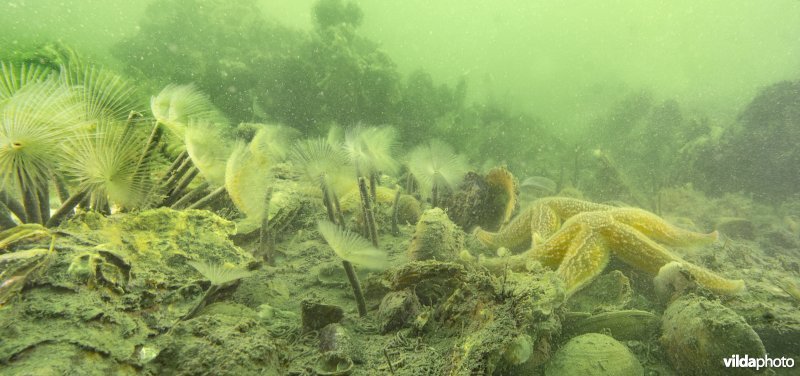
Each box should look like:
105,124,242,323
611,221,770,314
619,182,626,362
477,201,743,297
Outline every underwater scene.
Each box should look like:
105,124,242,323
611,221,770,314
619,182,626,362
1,0,800,375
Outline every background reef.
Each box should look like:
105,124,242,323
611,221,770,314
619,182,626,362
107,0,563,175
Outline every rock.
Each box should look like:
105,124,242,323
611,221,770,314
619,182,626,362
315,261,350,287
301,299,344,332
377,289,421,333
661,295,766,375
545,333,643,376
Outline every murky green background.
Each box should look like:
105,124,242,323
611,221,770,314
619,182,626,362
3,0,799,139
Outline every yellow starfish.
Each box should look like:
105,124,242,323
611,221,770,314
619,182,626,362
478,207,744,297
473,197,615,251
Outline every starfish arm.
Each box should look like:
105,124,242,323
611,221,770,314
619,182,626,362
529,200,561,243
605,221,681,275
680,262,746,295
610,208,718,247
554,231,609,296
474,206,534,251
477,213,589,273
608,222,744,294
539,197,615,219
532,218,590,268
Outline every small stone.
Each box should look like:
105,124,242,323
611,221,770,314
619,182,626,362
301,299,344,332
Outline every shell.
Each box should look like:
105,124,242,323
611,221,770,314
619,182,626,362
395,194,421,225
485,167,519,226
443,167,519,231
314,352,354,376
564,310,659,341
661,295,766,376
319,323,363,363
378,289,421,333
339,186,398,213
545,333,643,376
567,270,632,312
407,208,463,262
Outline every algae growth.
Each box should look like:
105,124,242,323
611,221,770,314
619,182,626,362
1,0,800,375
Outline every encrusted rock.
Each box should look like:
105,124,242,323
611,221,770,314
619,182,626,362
0,208,268,375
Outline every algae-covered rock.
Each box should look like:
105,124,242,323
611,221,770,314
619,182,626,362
545,333,643,376
661,295,766,375
0,208,263,374
444,269,565,375
153,314,283,376
384,260,468,305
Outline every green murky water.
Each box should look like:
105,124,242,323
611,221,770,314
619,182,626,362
1,1,799,375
